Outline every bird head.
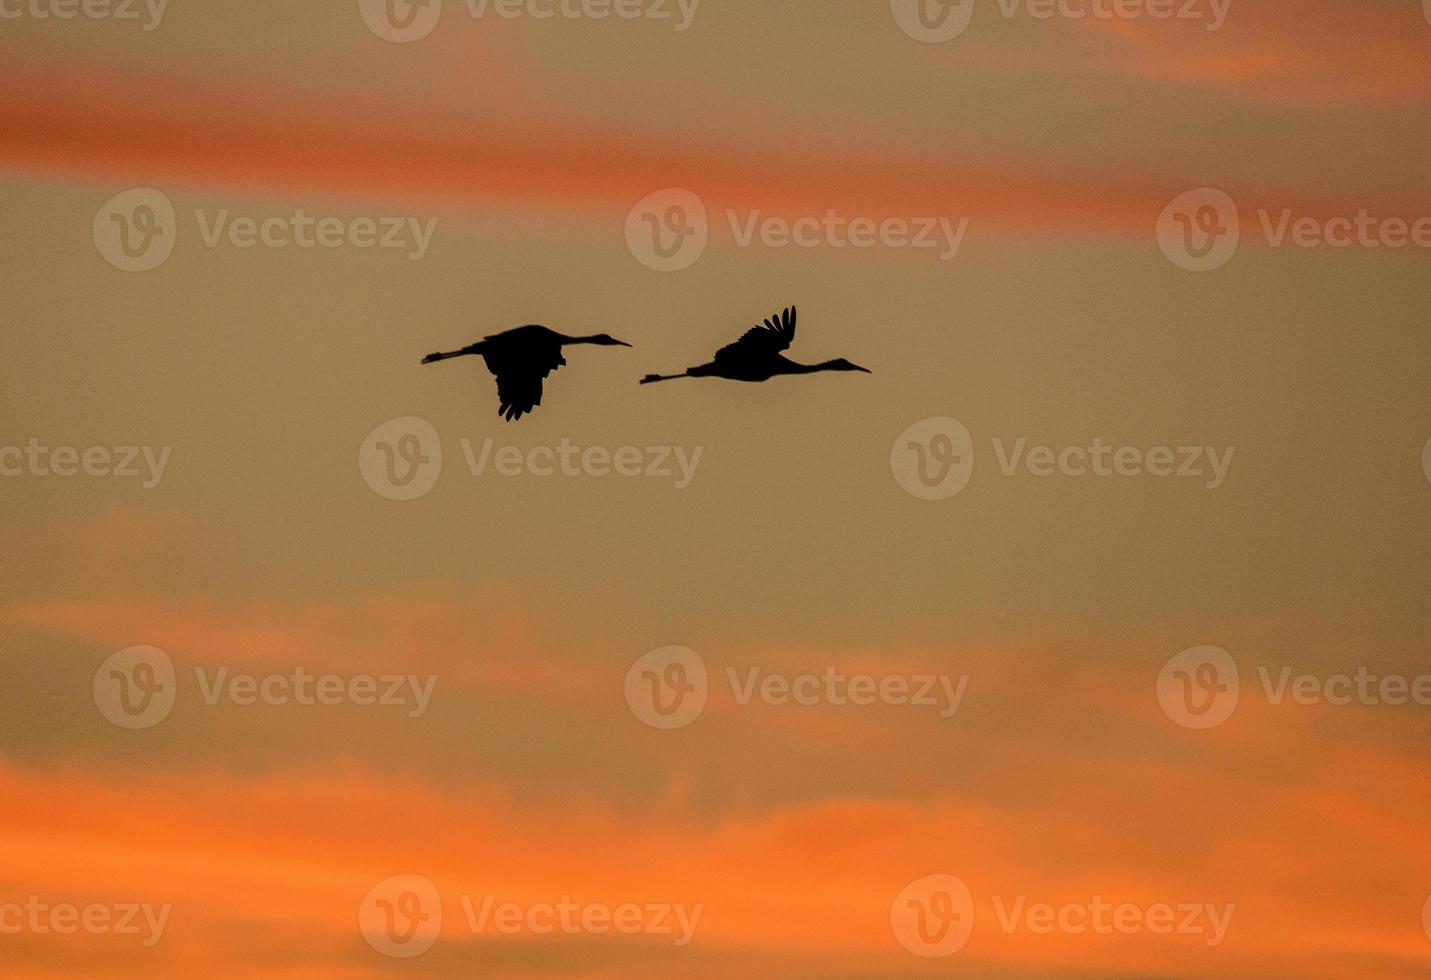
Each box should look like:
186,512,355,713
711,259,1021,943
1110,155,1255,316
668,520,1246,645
587,334,633,347
823,358,872,373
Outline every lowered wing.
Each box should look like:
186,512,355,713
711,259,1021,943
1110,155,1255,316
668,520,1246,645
493,370,548,421
482,338,566,421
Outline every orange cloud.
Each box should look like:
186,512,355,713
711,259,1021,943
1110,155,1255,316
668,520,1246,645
5,5,1429,243
4,561,1431,976
2,733,1429,978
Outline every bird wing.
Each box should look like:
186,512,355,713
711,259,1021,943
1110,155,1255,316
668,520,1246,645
482,340,566,421
712,306,796,363
494,370,547,421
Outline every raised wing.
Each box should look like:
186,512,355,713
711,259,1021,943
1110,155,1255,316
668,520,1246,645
713,306,796,363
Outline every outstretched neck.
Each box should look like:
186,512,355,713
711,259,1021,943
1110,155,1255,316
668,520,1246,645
788,360,843,374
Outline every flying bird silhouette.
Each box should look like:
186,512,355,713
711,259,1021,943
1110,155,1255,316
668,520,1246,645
422,325,631,420
640,306,869,385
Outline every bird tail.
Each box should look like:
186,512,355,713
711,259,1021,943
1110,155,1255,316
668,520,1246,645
640,372,689,385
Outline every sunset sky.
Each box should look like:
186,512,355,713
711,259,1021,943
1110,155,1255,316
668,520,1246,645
3,1,1431,976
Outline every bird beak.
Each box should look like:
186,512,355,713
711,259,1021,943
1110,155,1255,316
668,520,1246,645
616,340,633,347
854,365,872,373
